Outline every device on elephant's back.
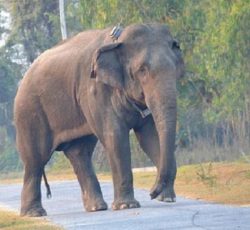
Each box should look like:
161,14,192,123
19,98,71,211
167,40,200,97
110,25,123,41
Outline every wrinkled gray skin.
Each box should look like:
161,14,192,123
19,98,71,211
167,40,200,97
14,23,184,217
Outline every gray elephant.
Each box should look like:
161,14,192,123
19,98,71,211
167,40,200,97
14,23,184,217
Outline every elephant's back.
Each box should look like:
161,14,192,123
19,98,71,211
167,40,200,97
18,28,109,96
51,28,109,53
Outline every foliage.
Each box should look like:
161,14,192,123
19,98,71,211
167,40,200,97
0,56,18,103
196,162,217,189
67,0,183,29
0,128,22,173
174,0,250,151
5,0,60,64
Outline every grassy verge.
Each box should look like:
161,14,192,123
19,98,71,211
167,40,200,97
0,209,63,230
0,171,23,184
133,162,250,206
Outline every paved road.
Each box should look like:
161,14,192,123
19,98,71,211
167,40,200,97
0,180,249,230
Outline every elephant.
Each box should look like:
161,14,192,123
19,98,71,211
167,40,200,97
14,23,184,217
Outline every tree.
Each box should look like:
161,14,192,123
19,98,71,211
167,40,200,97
6,0,60,65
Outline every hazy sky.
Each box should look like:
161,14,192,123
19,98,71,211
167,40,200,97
0,10,10,47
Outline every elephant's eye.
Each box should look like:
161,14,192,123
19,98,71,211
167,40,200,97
172,40,180,50
136,65,149,83
138,65,147,75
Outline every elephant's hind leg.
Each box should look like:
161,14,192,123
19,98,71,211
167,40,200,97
20,164,47,217
64,135,107,212
16,124,50,216
18,136,48,217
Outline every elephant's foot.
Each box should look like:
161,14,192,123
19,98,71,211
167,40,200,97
149,180,166,199
83,196,108,212
157,186,176,203
20,204,47,217
112,198,140,210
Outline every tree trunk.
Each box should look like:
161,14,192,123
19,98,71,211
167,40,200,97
59,0,67,40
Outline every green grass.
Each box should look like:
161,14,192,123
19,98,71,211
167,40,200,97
0,209,63,230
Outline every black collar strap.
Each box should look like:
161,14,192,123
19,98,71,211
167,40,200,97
125,95,151,119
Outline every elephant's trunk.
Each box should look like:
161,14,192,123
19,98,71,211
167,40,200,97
146,82,177,200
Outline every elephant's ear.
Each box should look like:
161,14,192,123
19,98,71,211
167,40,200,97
91,43,123,89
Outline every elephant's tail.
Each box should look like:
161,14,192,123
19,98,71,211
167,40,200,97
43,170,52,199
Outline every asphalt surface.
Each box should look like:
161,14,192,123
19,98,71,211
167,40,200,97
0,180,249,230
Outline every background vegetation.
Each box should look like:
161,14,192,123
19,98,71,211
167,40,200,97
0,0,249,174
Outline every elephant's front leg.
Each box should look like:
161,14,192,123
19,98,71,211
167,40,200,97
102,125,140,210
134,117,176,202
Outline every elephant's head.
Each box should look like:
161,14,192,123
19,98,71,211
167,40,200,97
91,23,184,199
